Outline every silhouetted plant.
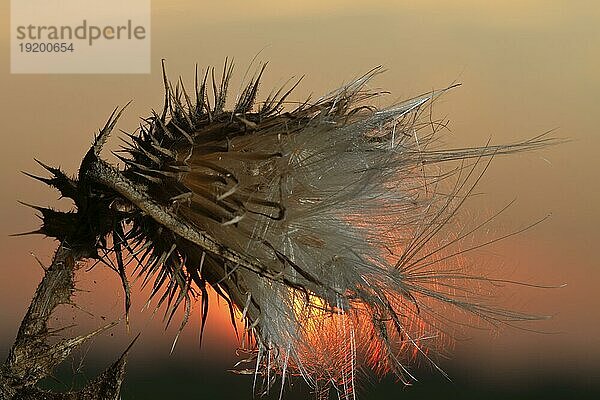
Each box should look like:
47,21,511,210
1,61,559,399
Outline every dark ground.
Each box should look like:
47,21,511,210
38,358,599,400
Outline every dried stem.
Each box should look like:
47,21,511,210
0,244,131,400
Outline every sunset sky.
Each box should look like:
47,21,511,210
0,1,598,398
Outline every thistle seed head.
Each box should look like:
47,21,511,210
22,60,558,398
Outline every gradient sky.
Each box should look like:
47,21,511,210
0,0,598,394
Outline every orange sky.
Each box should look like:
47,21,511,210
0,0,599,385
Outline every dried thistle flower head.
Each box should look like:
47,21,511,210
23,60,556,399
